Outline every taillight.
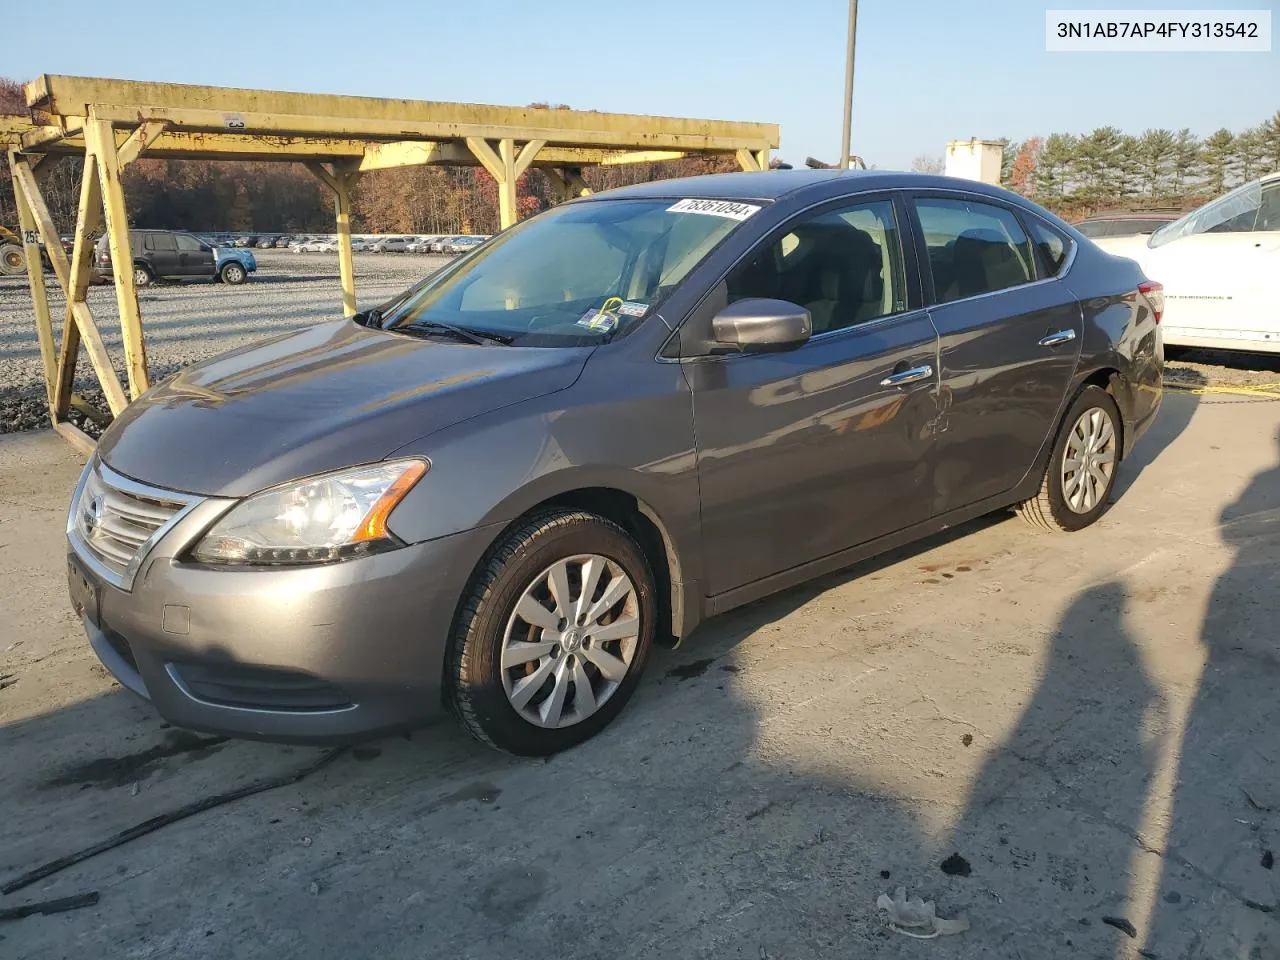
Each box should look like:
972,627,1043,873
1138,279,1163,324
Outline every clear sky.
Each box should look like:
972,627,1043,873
7,0,1278,169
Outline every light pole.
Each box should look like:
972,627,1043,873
839,0,859,169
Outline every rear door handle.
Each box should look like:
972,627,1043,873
1038,329,1077,347
880,364,934,387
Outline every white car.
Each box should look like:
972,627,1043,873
1094,172,1280,353
405,238,438,253
371,237,411,253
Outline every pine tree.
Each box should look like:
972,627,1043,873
1135,129,1175,197
1200,129,1236,195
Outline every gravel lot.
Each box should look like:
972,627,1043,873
2,249,1278,435
0,250,447,434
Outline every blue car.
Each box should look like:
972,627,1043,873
213,245,256,285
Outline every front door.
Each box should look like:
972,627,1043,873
908,193,1082,515
688,195,940,597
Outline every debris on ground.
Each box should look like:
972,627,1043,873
940,852,972,877
1243,784,1280,812
0,891,99,923
876,887,970,939
1101,916,1138,938
1262,850,1274,870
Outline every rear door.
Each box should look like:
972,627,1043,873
687,194,941,596
175,233,213,277
907,192,1082,516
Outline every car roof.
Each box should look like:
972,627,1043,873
587,169,1015,203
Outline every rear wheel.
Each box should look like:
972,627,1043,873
447,510,656,755
133,264,153,287
220,262,246,285
1017,385,1122,532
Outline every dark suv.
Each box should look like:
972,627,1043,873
94,229,249,286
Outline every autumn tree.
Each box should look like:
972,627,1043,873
1007,137,1042,196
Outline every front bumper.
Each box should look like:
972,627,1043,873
70,520,495,743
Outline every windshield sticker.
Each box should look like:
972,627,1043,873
666,198,762,221
617,300,649,318
576,308,621,333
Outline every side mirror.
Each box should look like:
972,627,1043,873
711,298,811,353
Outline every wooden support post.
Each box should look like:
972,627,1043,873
754,148,769,171
9,152,59,418
307,161,361,317
85,116,148,399
116,121,168,168
736,148,762,172
13,154,128,420
334,164,360,318
563,167,592,198
497,139,518,230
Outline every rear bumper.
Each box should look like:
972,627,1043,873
71,524,495,743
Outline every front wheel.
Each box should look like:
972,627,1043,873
220,262,246,285
447,510,656,755
1017,384,1123,532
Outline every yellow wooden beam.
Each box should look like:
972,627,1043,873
304,160,341,194
332,163,361,318
598,150,687,166
116,120,168,167
358,140,439,172
13,155,129,418
53,420,98,457
9,154,59,418
465,137,504,181
27,75,778,149
512,139,545,179
86,115,149,399
497,139,518,231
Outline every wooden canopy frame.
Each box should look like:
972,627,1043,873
1,75,779,452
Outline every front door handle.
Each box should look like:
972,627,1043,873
1038,329,1077,347
880,364,934,387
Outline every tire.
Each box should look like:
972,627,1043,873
133,264,153,287
220,262,247,285
447,509,657,755
1017,384,1123,532
0,242,24,276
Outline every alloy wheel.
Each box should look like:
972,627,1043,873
1060,407,1116,513
500,554,640,729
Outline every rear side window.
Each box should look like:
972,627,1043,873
1026,218,1071,277
914,197,1035,304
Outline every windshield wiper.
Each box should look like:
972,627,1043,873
352,307,383,328
396,319,514,346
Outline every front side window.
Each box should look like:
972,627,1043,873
1149,178,1269,247
914,197,1035,304
151,233,178,252
175,234,203,252
726,199,906,335
381,199,755,346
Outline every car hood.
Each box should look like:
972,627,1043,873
98,319,591,497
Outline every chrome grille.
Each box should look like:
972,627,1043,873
69,461,199,590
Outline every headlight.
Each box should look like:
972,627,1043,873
191,459,427,565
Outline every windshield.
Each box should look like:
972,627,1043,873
1149,179,1262,248
380,198,759,346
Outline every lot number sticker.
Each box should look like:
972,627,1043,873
667,198,762,220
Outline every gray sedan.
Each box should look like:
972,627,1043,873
67,170,1163,754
